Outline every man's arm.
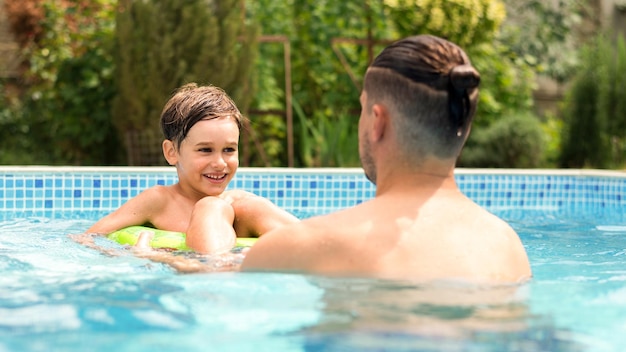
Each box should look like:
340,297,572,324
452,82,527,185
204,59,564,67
240,222,311,272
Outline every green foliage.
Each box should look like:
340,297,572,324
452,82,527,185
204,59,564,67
0,0,590,168
539,112,563,167
243,58,288,166
0,86,41,164
560,33,626,168
466,42,536,129
500,0,583,82
293,98,360,167
459,112,547,168
247,0,389,166
0,0,122,165
240,1,292,166
113,0,259,165
287,0,387,167
385,0,506,48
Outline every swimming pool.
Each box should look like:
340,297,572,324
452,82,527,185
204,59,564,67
1,166,626,351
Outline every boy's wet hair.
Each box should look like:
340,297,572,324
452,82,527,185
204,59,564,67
160,83,246,148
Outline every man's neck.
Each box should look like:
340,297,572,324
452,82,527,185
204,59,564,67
373,163,458,196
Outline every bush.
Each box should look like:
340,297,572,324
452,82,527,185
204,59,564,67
459,112,547,168
1,0,122,165
113,0,258,165
559,33,626,168
3,0,44,48
247,0,388,167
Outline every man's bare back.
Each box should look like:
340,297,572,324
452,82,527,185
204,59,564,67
242,176,531,283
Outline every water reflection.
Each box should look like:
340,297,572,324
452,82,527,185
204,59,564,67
297,276,584,351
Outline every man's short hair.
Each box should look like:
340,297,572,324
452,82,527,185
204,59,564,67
364,35,480,160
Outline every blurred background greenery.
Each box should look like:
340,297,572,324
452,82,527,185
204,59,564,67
0,0,625,169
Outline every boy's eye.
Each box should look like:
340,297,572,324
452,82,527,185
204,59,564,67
198,148,212,153
224,147,237,153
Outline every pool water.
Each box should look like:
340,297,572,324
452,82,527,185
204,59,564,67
1,208,626,351
2,167,626,351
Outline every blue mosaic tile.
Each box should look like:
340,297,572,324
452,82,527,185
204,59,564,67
1,169,626,215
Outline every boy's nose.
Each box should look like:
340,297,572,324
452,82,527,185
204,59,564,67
211,155,227,169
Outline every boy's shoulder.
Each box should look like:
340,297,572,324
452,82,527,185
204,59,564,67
134,184,176,203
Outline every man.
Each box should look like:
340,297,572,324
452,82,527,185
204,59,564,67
242,35,531,284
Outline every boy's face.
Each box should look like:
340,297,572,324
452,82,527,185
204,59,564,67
166,116,240,197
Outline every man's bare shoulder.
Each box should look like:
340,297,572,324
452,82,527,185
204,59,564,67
240,211,345,267
451,204,531,282
469,204,519,237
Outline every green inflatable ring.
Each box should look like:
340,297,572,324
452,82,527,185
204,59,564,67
107,226,257,251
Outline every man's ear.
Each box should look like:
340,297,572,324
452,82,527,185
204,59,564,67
371,104,389,142
162,140,178,166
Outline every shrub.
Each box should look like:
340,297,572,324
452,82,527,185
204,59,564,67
559,33,626,168
113,0,259,165
459,112,547,168
3,0,44,48
1,0,122,165
247,0,389,167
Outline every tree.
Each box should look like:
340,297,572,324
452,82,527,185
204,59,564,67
500,0,586,83
560,33,626,168
1,0,122,165
246,0,390,167
113,0,258,165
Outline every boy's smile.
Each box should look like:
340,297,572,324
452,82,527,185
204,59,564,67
166,116,240,198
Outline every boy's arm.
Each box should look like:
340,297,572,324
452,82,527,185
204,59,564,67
86,186,166,235
186,197,237,254
71,187,168,255
228,194,299,237
184,191,296,254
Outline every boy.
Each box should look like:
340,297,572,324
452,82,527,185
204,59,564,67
85,83,297,254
